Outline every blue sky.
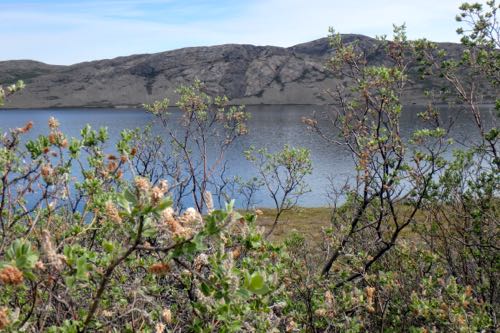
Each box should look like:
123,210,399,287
0,0,465,65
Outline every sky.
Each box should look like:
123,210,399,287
0,0,466,65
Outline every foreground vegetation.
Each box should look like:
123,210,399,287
0,1,498,332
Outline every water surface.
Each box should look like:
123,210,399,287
0,105,495,207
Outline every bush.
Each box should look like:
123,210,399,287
0,2,498,332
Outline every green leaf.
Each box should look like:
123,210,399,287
123,188,137,205
200,282,211,296
117,195,131,214
249,272,264,290
155,197,173,212
225,199,235,213
102,241,114,253
75,257,89,280
4,239,39,273
246,271,269,295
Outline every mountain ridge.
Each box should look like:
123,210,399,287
0,35,494,108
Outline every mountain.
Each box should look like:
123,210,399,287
0,35,493,108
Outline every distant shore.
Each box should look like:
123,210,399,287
1,101,495,111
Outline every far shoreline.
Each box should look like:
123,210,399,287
0,102,496,111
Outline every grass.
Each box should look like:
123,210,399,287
246,205,433,243
247,207,333,242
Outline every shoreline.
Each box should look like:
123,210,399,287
1,102,496,111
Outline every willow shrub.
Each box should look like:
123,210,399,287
1,2,498,331
0,116,291,332
0,107,494,333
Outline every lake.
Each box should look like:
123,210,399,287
0,105,496,207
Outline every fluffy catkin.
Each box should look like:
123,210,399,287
0,266,24,285
0,307,9,329
203,191,214,214
41,229,65,271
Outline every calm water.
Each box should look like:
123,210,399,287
0,105,496,207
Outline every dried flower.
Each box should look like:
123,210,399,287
24,121,34,132
231,247,241,260
48,133,57,144
180,207,201,225
41,229,65,271
286,319,297,332
102,310,113,317
134,176,150,194
120,155,128,163
325,290,334,306
465,285,473,297
151,186,164,205
163,207,175,220
176,227,194,238
162,208,182,233
0,266,24,285
149,263,170,275
194,253,208,271
184,207,197,221
48,116,60,129
158,179,169,193
155,322,166,333
160,207,195,238
365,286,376,313
314,308,327,317
0,307,9,330
366,286,375,300
35,261,46,271
105,201,122,224
107,161,117,172
17,121,34,134
41,164,53,179
162,308,172,324
203,191,214,213
301,116,317,127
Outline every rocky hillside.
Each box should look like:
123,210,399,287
0,35,493,108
